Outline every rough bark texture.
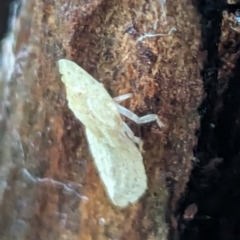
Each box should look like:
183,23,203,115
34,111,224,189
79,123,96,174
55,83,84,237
0,0,204,239
177,2,240,240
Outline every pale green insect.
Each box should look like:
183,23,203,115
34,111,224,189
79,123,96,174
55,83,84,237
58,59,163,208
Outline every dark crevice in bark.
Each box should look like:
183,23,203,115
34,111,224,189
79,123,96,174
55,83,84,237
175,1,240,240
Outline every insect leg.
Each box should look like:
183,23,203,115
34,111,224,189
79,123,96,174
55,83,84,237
113,93,133,103
137,114,164,128
117,104,164,128
122,122,144,152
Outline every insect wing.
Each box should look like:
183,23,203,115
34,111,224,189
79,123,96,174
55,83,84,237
85,128,147,208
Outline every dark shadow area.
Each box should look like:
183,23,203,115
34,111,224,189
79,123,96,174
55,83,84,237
0,0,22,40
176,1,240,240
